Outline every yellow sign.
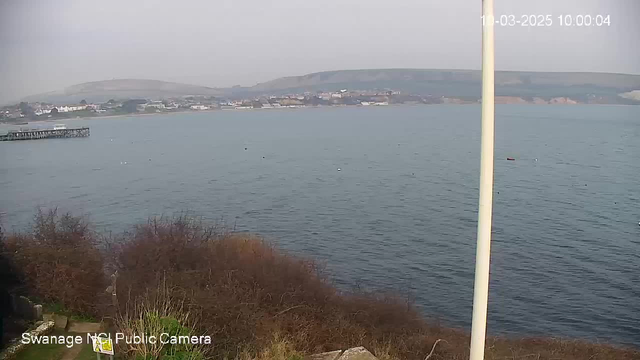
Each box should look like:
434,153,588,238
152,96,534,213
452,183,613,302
91,336,114,355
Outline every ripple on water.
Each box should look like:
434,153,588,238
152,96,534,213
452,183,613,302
0,106,639,347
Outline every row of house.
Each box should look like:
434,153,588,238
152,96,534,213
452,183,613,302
32,103,100,115
2,88,405,121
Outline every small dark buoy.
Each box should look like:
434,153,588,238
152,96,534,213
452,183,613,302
244,147,248,150
585,184,587,186
507,157,515,161
262,156,265,159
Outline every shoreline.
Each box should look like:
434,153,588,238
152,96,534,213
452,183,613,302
2,102,637,126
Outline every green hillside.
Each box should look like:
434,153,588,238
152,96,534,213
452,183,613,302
238,69,640,102
21,79,223,104
18,69,640,104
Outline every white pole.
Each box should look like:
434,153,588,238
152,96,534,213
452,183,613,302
469,0,495,359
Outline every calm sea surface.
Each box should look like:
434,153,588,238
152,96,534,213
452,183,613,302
1,105,639,346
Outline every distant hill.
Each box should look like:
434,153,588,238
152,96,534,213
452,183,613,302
250,69,640,91
21,79,223,104
239,69,640,101
19,70,640,104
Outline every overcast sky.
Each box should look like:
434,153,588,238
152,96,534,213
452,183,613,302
0,0,638,104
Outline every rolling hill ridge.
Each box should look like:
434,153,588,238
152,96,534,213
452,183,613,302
19,69,640,104
21,79,223,104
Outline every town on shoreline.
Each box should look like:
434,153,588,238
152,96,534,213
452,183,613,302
0,87,621,124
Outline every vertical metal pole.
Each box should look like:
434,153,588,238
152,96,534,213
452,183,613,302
469,0,495,360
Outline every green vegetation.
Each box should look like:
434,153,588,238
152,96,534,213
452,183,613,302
121,99,147,113
247,69,640,99
76,342,101,360
2,210,639,360
42,302,97,322
11,330,95,360
116,281,203,360
13,70,640,105
19,79,222,104
12,340,67,360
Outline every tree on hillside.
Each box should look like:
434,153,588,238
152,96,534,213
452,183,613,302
50,108,59,115
19,102,32,114
80,99,87,105
0,216,20,349
121,99,147,113
19,102,35,118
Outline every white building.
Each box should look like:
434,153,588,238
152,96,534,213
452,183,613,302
146,101,166,109
190,105,209,110
56,105,87,113
34,109,52,116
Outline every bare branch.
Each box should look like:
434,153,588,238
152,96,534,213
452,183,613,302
424,339,444,360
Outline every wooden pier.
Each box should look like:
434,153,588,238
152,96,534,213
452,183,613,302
0,127,90,141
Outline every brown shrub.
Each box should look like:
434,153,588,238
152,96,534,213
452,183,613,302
109,216,640,360
4,209,106,316
6,212,637,359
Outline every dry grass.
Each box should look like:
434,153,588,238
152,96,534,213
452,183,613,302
108,216,640,360
115,279,205,360
236,335,303,360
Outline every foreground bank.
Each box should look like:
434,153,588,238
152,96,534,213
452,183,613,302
1,210,638,360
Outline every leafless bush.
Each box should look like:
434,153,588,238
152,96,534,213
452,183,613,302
4,212,639,360
4,209,106,316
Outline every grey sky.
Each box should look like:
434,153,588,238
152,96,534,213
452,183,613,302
1,0,638,104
